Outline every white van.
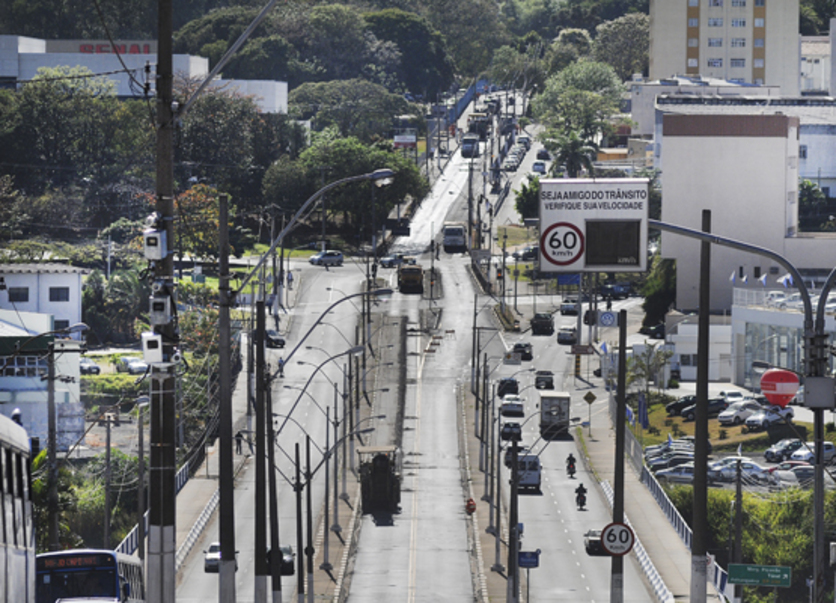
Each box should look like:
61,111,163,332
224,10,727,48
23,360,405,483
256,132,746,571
516,454,542,491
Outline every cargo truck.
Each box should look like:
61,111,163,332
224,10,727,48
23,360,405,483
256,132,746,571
398,264,424,294
540,391,571,440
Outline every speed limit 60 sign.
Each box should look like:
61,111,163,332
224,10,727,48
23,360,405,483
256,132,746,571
539,179,649,273
601,522,635,556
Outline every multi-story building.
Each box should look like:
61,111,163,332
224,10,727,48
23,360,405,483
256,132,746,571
649,0,800,96
0,263,86,330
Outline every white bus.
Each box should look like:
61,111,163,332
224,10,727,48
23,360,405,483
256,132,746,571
1,412,34,603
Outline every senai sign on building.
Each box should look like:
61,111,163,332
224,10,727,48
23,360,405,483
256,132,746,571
538,178,650,273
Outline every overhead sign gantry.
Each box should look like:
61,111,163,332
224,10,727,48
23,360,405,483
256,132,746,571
538,178,650,273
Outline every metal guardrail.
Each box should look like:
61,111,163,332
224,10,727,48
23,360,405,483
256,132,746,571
601,481,674,603
175,488,220,572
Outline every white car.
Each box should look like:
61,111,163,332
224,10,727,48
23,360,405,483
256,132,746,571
500,395,525,417
718,400,763,426
707,456,751,482
709,460,775,485
790,441,836,464
744,405,794,431
309,250,344,266
719,390,746,405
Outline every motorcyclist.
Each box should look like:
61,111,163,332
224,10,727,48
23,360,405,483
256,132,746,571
575,483,587,509
566,453,576,476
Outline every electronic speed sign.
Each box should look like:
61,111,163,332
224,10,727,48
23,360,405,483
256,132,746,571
539,179,649,273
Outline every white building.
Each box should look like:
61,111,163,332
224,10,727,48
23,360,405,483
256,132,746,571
0,263,86,330
0,310,85,450
649,0,800,96
0,35,288,113
801,36,830,94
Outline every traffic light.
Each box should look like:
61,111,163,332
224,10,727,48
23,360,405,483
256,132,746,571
497,268,503,280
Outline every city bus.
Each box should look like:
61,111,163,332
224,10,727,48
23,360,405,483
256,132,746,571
35,549,144,603
1,411,34,603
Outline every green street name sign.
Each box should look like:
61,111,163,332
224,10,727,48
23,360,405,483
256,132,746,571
728,564,791,587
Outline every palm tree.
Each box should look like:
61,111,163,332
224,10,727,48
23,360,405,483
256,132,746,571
552,131,597,178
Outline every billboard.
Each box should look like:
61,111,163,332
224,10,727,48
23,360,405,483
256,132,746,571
539,178,649,273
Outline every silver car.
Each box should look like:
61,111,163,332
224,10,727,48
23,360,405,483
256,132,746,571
309,250,344,266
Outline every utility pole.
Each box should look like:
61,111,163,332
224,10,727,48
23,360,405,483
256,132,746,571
218,194,237,602
47,343,58,550
611,309,627,603
255,302,268,603
149,0,177,599
105,414,111,548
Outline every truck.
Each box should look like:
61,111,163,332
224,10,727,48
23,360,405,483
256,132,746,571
461,133,480,158
398,264,424,294
442,222,467,253
540,391,571,440
358,445,401,514
467,112,490,140
530,312,554,335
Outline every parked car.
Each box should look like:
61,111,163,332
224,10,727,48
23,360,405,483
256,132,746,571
645,443,693,461
774,464,817,488
309,250,344,266
79,357,101,375
204,542,237,572
644,437,693,458
764,438,804,463
500,395,525,418
639,323,665,338
766,459,810,474
560,297,580,315
680,397,727,421
647,452,694,472
512,342,533,361
791,441,836,464
719,390,746,405
513,246,539,262
557,326,577,345
535,370,554,390
744,405,794,431
706,456,754,483
584,529,608,556
789,385,805,406
116,356,148,375
497,378,519,398
665,395,697,416
655,463,695,485
718,400,763,426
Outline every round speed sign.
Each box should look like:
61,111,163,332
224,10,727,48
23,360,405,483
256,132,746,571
601,522,634,556
540,222,584,267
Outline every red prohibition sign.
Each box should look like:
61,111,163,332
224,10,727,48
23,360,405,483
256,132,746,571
540,222,584,266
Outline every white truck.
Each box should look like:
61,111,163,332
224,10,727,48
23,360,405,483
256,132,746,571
540,391,571,440
442,222,467,253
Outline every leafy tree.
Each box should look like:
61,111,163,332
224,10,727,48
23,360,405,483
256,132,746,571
179,307,220,358
549,131,596,178
304,4,375,81
31,450,82,552
592,13,650,82
489,39,547,109
364,8,455,98
627,340,673,396
641,255,676,327
224,35,322,87
554,0,648,32
104,269,151,343
514,175,540,219
289,79,412,142
801,0,836,34
546,28,592,75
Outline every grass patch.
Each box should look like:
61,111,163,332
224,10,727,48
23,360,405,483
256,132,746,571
497,224,537,248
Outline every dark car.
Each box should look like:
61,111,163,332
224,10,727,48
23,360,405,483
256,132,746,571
647,452,694,472
639,324,665,339
535,370,554,390
267,545,295,575
680,397,728,422
79,357,101,375
501,422,522,442
512,342,533,361
536,148,551,161
530,312,554,335
584,530,608,556
265,329,286,349
764,438,804,463
497,377,519,398
665,395,697,416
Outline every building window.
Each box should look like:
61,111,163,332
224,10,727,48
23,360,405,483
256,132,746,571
708,58,723,67
731,18,746,27
49,287,70,302
7,287,28,303
755,0,764,5
688,38,699,47
708,38,723,47
53,319,70,331
754,78,764,84
708,18,723,26
731,0,746,5
680,354,698,367
688,58,699,67
688,18,699,27
1,355,47,378
730,58,746,67
799,145,807,159
754,17,764,27
731,38,746,47
754,38,765,47
823,187,830,198
729,78,744,83
754,58,765,68
689,0,699,4
754,266,761,278
709,0,722,5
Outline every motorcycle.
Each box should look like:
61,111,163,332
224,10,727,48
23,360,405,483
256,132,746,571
567,461,576,478
576,490,586,510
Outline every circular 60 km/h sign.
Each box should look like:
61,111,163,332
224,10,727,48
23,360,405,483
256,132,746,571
601,522,635,556
540,222,584,267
